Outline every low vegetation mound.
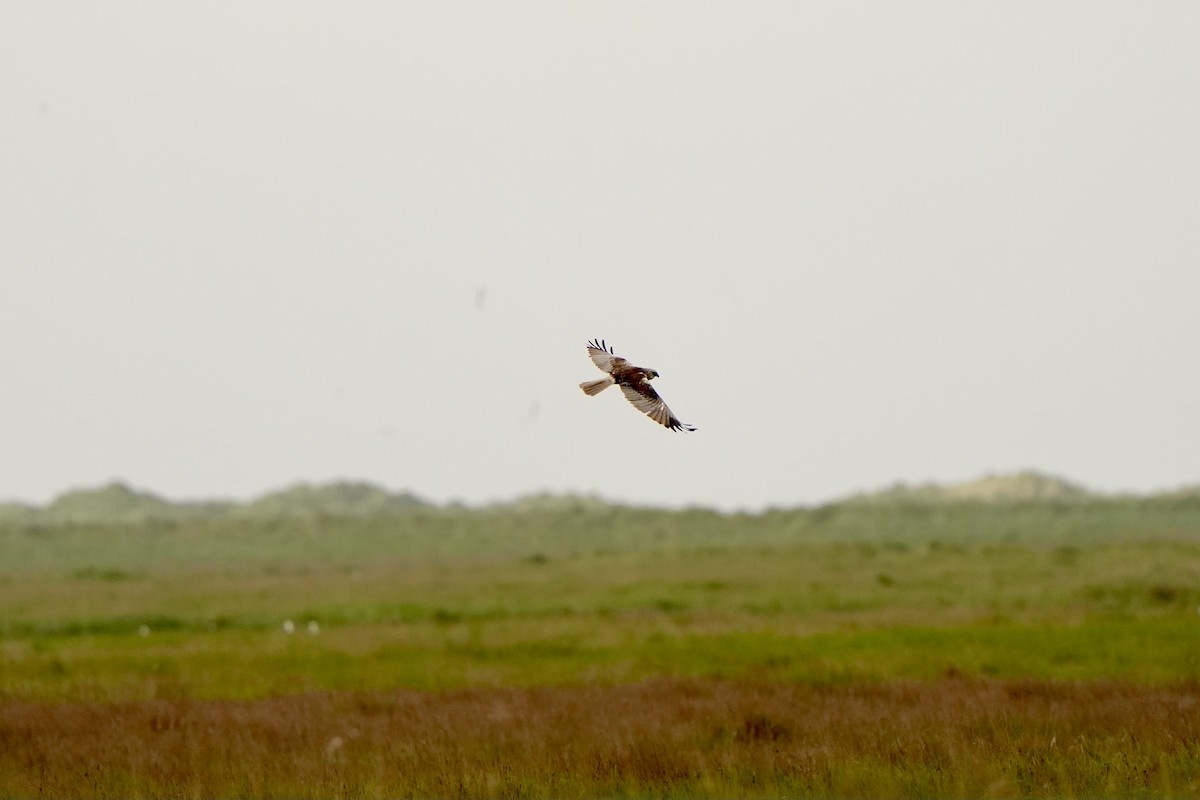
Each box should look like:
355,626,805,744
843,469,1096,504
234,480,431,518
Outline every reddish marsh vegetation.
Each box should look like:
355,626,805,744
3,677,1198,798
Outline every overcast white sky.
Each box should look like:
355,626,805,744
2,3,1197,510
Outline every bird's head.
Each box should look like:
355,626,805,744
646,369,660,380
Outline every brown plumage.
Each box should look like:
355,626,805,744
579,339,697,432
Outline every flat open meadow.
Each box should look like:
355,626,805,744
2,499,1199,797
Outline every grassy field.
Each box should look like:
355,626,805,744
2,501,1199,796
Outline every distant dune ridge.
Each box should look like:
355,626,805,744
1,470,1198,524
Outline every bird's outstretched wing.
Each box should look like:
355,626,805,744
618,382,697,432
586,339,628,375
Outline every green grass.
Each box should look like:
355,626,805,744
2,531,1198,700
4,612,1197,702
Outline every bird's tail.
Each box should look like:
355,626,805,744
579,377,614,396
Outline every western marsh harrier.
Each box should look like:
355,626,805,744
579,339,697,432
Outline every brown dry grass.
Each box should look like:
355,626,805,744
3,677,1198,798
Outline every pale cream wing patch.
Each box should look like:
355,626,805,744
586,339,627,374
618,384,696,432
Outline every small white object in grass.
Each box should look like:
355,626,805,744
282,619,295,634
308,620,320,634
138,624,150,637
324,736,344,760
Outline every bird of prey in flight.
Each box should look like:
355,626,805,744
579,339,697,432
